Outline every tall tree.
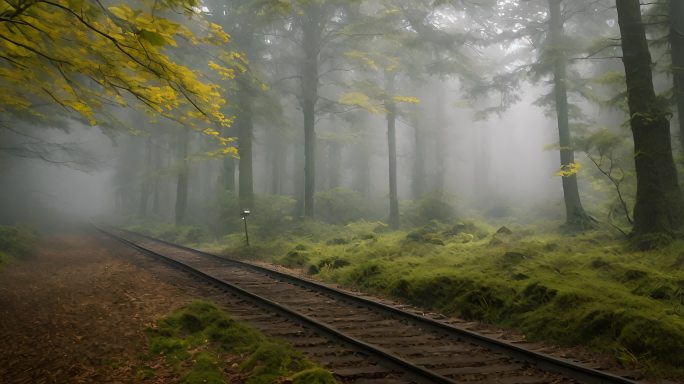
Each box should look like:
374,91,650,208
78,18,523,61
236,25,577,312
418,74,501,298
175,129,190,225
671,0,684,160
300,3,324,218
236,75,255,210
205,0,263,210
137,136,153,217
410,94,427,199
616,0,682,247
326,140,342,190
548,0,593,227
478,0,627,227
385,71,400,229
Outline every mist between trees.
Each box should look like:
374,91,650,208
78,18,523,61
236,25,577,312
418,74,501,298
1,0,683,249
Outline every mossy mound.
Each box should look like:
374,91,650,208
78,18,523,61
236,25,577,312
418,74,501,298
0,224,37,269
145,301,335,384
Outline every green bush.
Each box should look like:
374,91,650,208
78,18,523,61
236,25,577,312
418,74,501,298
252,194,297,235
402,191,459,226
0,224,37,268
315,188,367,224
215,192,242,233
215,193,297,237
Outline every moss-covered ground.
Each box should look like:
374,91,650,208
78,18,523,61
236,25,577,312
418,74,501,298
140,300,335,384
0,224,37,270
130,219,684,378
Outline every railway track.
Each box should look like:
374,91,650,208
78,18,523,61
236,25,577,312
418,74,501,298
100,226,641,384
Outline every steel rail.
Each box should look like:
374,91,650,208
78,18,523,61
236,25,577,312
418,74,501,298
108,227,640,384
99,225,458,384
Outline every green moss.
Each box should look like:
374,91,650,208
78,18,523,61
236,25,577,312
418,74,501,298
280,250,310,268
144,300,332,383
136,365,156,380
181,352,224,384
617,316,684,369
0,251,11,269
291,367,336,384
213,219,684,378
241,341,311,384
148,335,189,362
630,232,673,250
0,225,37,269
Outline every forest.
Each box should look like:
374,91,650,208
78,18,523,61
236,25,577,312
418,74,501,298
1,0,684,381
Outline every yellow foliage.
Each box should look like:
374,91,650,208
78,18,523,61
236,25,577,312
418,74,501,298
0,0,236,146
344,50,379,71
392,96,420,104
557,162,582,177
208,61,236,80
338,92,384,114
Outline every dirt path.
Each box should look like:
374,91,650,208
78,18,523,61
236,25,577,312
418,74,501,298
0,230,219,384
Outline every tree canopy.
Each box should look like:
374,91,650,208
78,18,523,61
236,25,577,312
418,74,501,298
0,0,235,149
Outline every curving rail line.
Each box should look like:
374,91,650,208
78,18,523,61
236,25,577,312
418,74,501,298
99,226,641,384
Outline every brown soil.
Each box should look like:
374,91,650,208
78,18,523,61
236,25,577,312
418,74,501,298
0,230,218,384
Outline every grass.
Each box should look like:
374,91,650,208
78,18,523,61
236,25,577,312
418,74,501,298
207,219,684,378
0,224,37,270
142,300,335,384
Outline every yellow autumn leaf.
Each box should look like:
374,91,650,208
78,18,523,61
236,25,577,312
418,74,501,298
393,96,420,104
557,162,582,177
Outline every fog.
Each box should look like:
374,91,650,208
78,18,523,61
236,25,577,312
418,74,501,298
0,0,668,232
0,84,575,227
0,125,117,225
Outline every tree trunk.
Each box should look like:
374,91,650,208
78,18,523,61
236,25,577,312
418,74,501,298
473,123,492,204
223,156,236,192
294,141,305,217
548,0,592,227
671,0,684,160
412,110,426,199
175,129,190,226
221,125,236,193
353,132,371,199
433,83,447,193
237,79,254,211
327,140,341,190
301,5,322,218
386,71,400,229
229,18,256,211
271,135,284,195
152,141,160,216
617,0,682,247
137,136,153,218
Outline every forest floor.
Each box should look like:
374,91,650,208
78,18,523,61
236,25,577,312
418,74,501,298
166,219,684,380
5,225,678,383
0,230,206,383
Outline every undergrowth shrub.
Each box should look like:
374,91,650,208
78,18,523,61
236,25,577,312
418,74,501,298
315,188,367,224
0,224,37,268
217,193,297,237
252,194,296,235
215,192,241,233
402,191,459,227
